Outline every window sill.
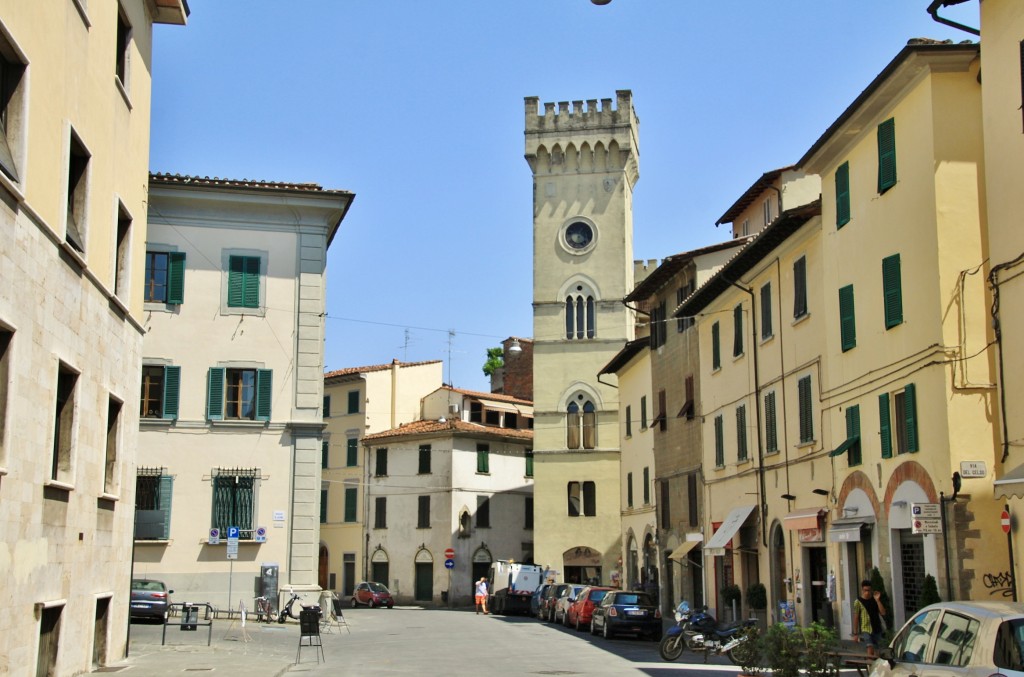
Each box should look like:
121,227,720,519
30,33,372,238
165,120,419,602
732,352,745,362
99,492,119,502
760,333,775,346
144,301,179,313
0,170,25,204
209,419,268,429
796,440,816,449
711,366,721,375
792,312,811,327
60,240,88,271
766,449,780,456
737,458,751,467
141,418,175,428
0,466,7,476
115,76,133,110
109,293,130,317
44,479,75,492
713,465,725,471
476,472,491,476
135,539,171,545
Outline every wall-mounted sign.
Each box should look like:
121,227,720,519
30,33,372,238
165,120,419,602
960,461,986,478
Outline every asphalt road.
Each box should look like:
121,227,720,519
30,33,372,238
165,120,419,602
111,607,741,676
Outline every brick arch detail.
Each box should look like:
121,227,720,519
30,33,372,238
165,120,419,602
883,460,939,519
837,470,883,518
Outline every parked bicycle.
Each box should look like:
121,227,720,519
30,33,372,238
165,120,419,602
254,595,278,623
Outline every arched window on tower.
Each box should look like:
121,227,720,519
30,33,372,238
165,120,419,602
564,285,597,339
566,399,597,450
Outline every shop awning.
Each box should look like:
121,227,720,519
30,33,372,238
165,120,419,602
829,436,859,457
668,540,701,562
704,505,757,557
783,507,826,530
828,515,875,543
995,464,1024,500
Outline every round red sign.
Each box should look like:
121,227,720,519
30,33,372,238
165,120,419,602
1002,511,1011,534
444,548,455,559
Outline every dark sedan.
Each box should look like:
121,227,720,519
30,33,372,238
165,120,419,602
351,581,394,608
540,584,569,622
590,590,662,640
130,579,172,621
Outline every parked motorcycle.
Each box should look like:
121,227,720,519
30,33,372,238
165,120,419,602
276,589,321,624
659,602,757,664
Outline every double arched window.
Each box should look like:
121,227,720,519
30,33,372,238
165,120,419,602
565,290,596,339
567,400,596,449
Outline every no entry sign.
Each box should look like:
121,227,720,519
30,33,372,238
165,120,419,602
1002,511,1012,534
444,548,455,560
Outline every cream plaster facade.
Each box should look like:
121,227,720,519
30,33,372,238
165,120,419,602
361,387,533,605
320,360,443,596
525,92,637,584
0,3,185,674
137,175,351,613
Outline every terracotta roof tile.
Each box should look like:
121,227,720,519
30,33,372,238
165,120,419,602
362,418,534,443
150,172,353,196
324,360,442,380
440,385,532,406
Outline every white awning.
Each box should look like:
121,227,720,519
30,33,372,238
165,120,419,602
783,507,826,530
478,398,519,413
704,505,756,557
995,464,1024,500
668,539,701,562
828,516,874,542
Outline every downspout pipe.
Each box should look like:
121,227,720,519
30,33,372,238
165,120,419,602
926,0,979,36
726,278,768,548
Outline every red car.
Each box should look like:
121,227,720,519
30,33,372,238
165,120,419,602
566,586,613,631
350,581,395,608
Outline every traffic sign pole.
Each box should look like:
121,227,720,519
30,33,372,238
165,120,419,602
1005,505,1017,602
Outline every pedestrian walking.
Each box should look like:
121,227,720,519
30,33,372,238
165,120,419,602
852,579,886,657
475,577,489,615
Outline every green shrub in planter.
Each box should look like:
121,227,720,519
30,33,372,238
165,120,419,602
747,582,768,610
918,574,941,609
721,584,742,607
762,622,803,677
802,621,839,677
734,624,766,675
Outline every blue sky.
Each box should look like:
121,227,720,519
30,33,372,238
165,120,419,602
150,1,978,393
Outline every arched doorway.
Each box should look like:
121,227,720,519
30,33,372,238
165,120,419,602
769,522,787,620
318,544,330,590
562,545,602,584
371,546,390,586
627,535,639,588
642,532,659,601
471,546,492,598
414,547,434,601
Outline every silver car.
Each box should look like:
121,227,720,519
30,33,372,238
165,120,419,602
871,601,1024,677
554,585,586,626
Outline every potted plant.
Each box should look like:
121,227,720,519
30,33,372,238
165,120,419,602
802,620,839,677
918,574,941,609
747,582,768,629
869,566,894,640
734,624,766,676
721,583,742,622
762,622,803,677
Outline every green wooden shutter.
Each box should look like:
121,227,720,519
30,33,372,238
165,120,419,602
904,383,919,452
162,365,180,420
346,438,358,466
839,285,857,352
627,472,633,507
714,415,724,467
879,393,893,459
643,467,650,504
765,391,778,453
798,376,813,443
206,367,224,420
167,252,185,305
882,254,903,329
477,445,489,473
212,475,231,533
877,118,897,193
322,440,329,469
761,283,772,339
712,322,721,370
344,487,357,522
158,474,174,539
228,256,244,307
733,304,744,356
320,490,328,523
794,257,807,318
242,256,260,308
255,369,272,421
836,162,851,228
525,451,533,477
736,405,747,461
846,405,861,466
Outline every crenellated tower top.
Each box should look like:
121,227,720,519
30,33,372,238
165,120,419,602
523,90,639,188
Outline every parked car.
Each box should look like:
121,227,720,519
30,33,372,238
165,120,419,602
871,600,1024,677
566,586,613,631
590,590,662,640
351,581,395,608
130,579,173,621
531,584,553,618
540,584,569,622
554,585,586,625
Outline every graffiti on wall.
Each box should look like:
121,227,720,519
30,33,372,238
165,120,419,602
982,571,1015,598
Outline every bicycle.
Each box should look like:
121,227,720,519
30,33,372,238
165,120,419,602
254,595,278,623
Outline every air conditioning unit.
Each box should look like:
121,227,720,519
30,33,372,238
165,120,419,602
449,403,460,414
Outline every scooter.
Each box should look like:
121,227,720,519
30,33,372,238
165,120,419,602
276,589,321,623
659,602,757,664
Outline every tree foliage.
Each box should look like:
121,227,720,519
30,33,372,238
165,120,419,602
482,347,504,377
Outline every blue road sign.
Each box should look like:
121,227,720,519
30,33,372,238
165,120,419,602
444,559,455,569
228,526,240,539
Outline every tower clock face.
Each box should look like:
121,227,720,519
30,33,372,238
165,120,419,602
564,222,594,250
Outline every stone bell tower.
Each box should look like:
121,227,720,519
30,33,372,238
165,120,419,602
525,91,639,583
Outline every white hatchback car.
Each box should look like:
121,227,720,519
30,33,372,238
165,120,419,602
870,601,1024,677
